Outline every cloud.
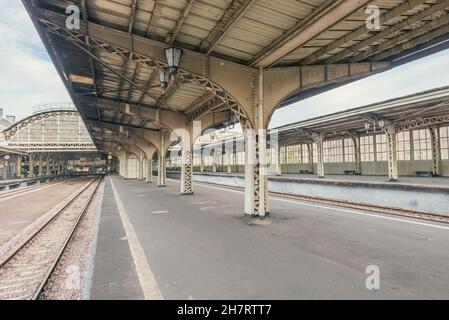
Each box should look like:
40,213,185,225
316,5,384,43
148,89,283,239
0,1,71,121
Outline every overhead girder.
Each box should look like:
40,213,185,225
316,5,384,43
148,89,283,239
33,7,391,130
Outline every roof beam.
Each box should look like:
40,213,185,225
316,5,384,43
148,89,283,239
326,0,449,63
166,0,196,44
300,0,429,65
198,0,256,55
359,18,449,63
249,0,370,67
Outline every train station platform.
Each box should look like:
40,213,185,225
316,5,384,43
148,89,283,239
189,172,449,190
166,172,449,216
90,175,449,299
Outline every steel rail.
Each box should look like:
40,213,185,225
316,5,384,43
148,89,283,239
33,175,103,300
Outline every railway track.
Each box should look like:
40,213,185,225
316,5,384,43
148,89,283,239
187,179,449,224
0,178,69,202
0,175,103,300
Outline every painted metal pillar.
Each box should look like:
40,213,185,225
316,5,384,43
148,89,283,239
29,154,35,178
275,144,282,176
38,155,43,177
244,67,269,217
200,153,205,173
138,151,144,181
429,126,441,176
16,156,22,178
385,125,399,181
181,146,193,195
157,155,166,187
351,134,362,175
146,159,153,183
158,132,167,187
212,150,217,173
307,143,314,173
313,133,325,178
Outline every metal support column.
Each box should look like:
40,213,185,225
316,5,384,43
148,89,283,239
312,133,325,178
307,143,314,173
275,144,282,176
429,126,441,176
157,155,166,187
158,132,167,187
181,148,193,195
38,154,43,177
16,155,22,178
146,159,153,183
29,154,35,178
244,67,269,217
385,125,399,181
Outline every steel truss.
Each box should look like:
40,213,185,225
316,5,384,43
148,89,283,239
38,19,252,130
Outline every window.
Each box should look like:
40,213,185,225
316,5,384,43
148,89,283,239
441,126,449,160
413,129,432,160
360,136,374,162
396,131,411,160
301,144,310,164
344,139,355,162
236,152,245,165
376,134,388,161
323,140,343,163
286,145,301,164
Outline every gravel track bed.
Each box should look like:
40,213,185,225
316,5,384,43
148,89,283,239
39,180,105,300
0,178,100,300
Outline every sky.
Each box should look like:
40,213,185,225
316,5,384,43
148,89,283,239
0,1,448,127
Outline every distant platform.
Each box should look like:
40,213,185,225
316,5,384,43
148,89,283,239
188,172,449,192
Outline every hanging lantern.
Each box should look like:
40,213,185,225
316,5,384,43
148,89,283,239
159,68,168,90
378,119,385,130
164,47,183,77
364,122,370,133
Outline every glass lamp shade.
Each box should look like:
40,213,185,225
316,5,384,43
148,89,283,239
378,119,385,129
159,69,168,89
364,122,370,132
164,47,183,75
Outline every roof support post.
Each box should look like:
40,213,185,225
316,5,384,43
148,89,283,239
146,159,153,183
29,154,35,178
158,132,167,187
200,149,205,173
157,154,166,187
347,131,361,175
38,154,43,177
16,155,22,179
181,129,194,195
307,143,314,174
429,126,441,176
138,151,144,181
275,143,282,176
245,67,269,217
312,133,325,178
385,125,399,181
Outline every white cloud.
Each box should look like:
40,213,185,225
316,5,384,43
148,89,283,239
0,1,71,121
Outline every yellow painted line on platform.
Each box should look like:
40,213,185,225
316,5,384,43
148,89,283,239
109,177,164,300
167,178,449,231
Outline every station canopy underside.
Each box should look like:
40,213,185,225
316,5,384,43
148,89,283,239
23,0,449,153
275,86,449,145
